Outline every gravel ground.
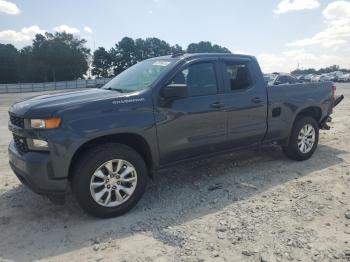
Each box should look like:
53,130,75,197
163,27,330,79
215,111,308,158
0,85,349,262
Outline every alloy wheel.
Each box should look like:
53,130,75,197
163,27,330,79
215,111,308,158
297,124,316,154
89,159,138,207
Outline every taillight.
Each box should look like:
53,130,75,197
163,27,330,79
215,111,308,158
332,84,336,101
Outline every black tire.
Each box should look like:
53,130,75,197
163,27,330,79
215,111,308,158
283,116,319,161
71,143,148,218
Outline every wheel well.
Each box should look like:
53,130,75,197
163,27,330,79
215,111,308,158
296,106,322,123
68,133,153,179
282,106,322,147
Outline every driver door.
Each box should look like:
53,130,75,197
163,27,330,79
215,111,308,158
155,60,227,164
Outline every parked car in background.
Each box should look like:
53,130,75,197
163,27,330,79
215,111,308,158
311,75,321,82
294,75,305,82
293,71,348,83
266,73,298,85
333,71,345,82
319,74,334,82
338,73,350,82
264,74,273,82
320,73,335,82
304,74,314,82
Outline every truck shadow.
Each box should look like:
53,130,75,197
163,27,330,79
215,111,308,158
0,143,347,261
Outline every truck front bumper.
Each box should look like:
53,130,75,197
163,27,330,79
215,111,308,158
8,140,67,202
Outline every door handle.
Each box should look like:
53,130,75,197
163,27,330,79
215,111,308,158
251,97,263,103
210,102,225,109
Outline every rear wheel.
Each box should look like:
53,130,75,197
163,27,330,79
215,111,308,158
283,116,319,161
72,143,148,218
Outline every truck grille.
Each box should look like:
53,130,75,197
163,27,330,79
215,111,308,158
9,114,25,128
13,134,29,154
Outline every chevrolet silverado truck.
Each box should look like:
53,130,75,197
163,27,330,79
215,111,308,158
8,53,344,218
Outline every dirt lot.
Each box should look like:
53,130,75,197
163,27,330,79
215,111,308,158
0,85,349,262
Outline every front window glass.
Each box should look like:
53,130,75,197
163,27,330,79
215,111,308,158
103,59,175,92
171,62,217,97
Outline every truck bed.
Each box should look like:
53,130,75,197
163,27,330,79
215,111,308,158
265,82,334,143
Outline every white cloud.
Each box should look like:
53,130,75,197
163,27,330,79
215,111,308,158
288,1,350,48
282,49,341,66
233,50,250,55
53,25,80,34
283,49,318,60
274,0,320,14
258,49,350,73
83,26,93,33
0,0,20,15
323,0,350,19
0,26,45,43
0,24,86,44
258,53,288,73
254,1,350,73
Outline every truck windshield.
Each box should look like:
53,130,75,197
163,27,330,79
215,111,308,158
102,59,175,93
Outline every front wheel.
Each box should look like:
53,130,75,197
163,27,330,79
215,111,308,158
71,143,148,218
283,116,319,161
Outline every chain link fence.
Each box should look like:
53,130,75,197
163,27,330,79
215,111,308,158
0,78,111,94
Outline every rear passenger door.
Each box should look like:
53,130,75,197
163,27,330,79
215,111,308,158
220,59,268,148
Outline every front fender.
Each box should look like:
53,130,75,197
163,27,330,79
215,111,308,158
44,94,158,179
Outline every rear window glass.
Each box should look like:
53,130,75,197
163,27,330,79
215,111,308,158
223,62,253,91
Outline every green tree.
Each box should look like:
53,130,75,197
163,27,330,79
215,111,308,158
291,65,350,75
318,65,340,74
111,37,137,75
0,44,19,84
171,44,183,54
186,41,231,53
92,47,112,78
291,68,317,75
17,46,46,83
110,37,175,75
143,37,172,58
94,37,231,78
29,32,90,82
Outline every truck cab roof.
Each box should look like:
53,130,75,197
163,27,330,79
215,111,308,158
147,53,256,62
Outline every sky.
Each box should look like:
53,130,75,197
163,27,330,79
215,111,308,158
0,0,350,73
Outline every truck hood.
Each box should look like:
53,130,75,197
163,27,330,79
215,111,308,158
9,88,126,118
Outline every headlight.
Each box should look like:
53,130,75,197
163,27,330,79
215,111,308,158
30,118,61,129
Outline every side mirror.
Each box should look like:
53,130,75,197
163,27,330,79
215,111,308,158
161,84,188,99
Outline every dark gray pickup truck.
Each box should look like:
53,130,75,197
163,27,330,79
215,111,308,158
8,53,343,218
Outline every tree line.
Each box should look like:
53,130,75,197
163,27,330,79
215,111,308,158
0,33,90,84
292,65,350,75
92,37,230,78
0,33,230,84
2,32,350,84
